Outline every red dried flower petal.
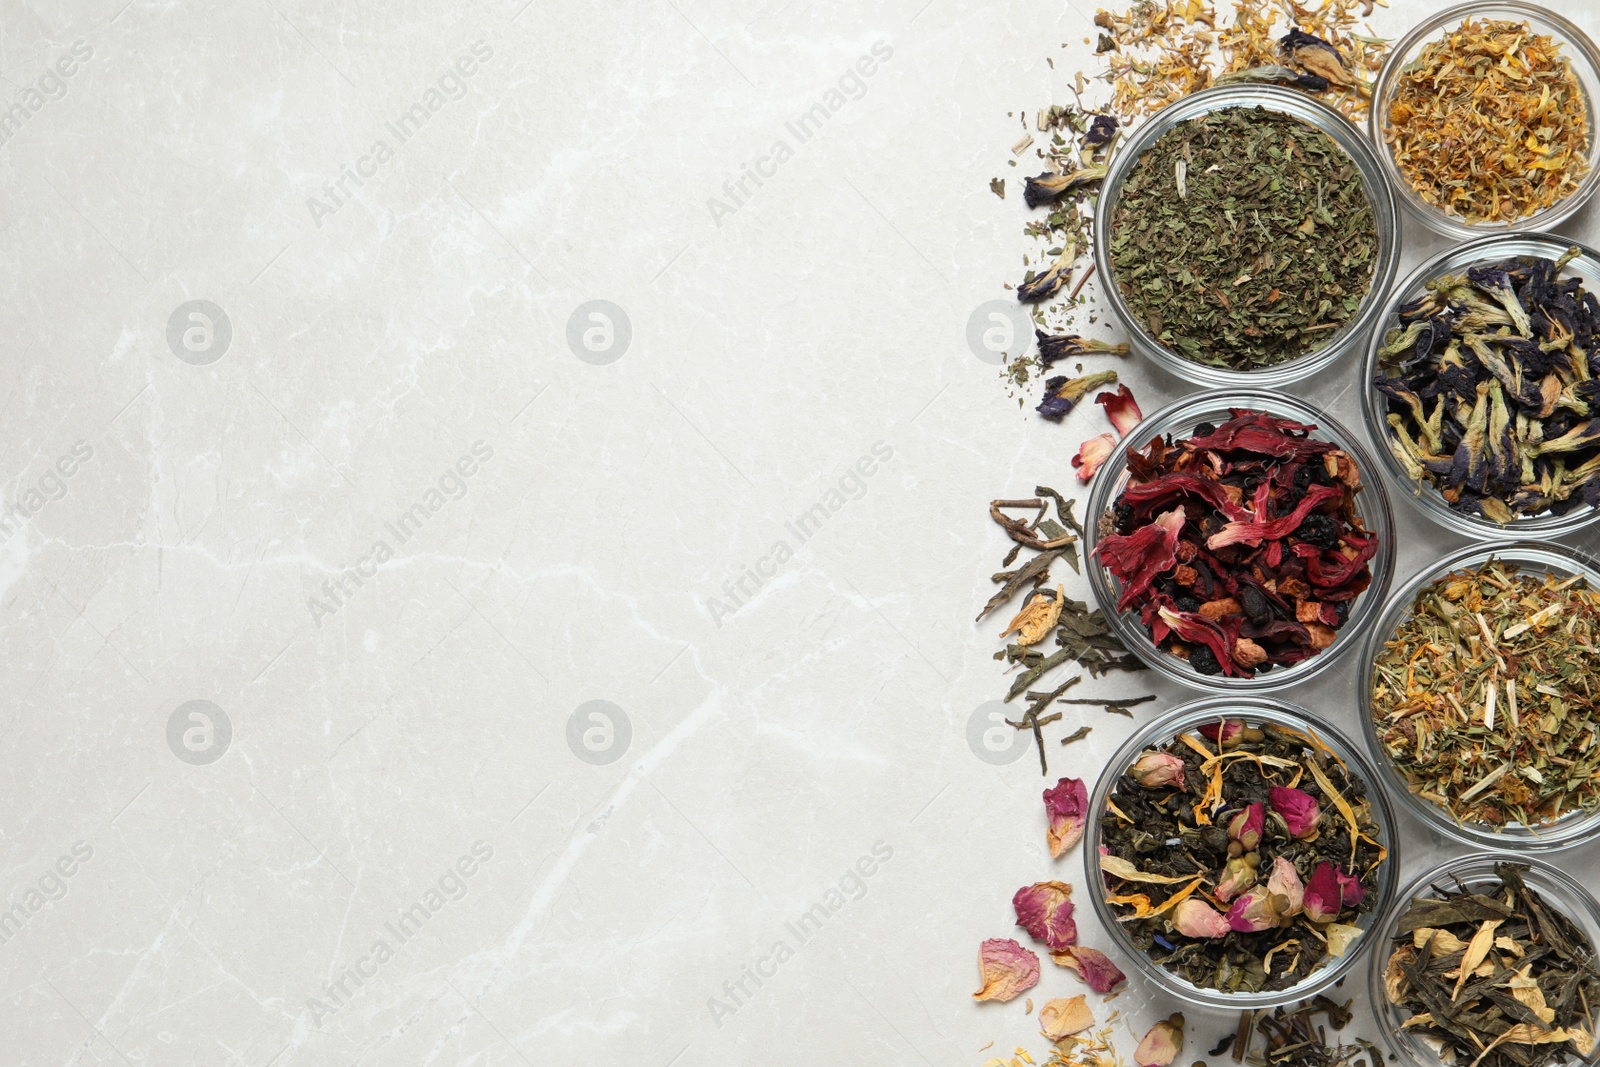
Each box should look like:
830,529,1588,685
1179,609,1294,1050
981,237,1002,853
1094,507,1186,611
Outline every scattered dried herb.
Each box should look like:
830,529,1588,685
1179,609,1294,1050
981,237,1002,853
1384,19,1590,225
1373,247,1600,523
1101,0,1387,124
1100,719,1386,993
1383,862,1600,1067
1110,106,1377,370
1370,559,1600,830
1226,996,1377,1067
1094,410,1375,677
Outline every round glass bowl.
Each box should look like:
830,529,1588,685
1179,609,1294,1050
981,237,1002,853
1360,232,1600,541
1370,2,1600,240
1087,696,1400,1010
1359,540,1600,852
1370,854,1600,1067
1084,388,1396,693
1092,83,1400,389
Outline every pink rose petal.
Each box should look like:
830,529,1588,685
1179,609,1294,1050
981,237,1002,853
1044,777,1089,858
973,937,1040,1003
1013,880,1077,952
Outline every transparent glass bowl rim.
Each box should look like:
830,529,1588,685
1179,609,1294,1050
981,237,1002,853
1357,539,1600,851
1368,0,1600,240
1358,231,1600,540
1086,694,1402,1010
1367,852,1600,1067
1083,387,1397,693
1091,82,1400,389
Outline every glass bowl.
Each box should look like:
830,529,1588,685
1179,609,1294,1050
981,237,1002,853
1370,2,1600,240
1358,540,1600,851
1087,696,1400,1010
1370,854,1600,1067
1084,388,1396,693
1091,83,1400,389
1360,232,1600,541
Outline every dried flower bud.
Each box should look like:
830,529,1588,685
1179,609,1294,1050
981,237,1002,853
1265,855,1304,918
1170,899,1230,939
1214,856,1257,903
1269,785,1321,838
1128,750,1187,790
1303,860,1362,923
1227,802,1264,850
1198,719,1244,749
1135,1014,1185,1067
1225,889,1280,933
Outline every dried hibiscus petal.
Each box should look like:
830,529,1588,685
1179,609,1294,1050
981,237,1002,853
1094,506,1186,611
1097,410,1372,676
973,937,1040,1002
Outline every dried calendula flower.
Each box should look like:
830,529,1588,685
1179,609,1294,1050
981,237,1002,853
1384,18,1591,224
974,937,1042,1002
1003,585,1067,645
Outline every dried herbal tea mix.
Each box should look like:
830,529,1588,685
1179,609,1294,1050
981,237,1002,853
1094,410,1375,677
1385,19,1590,225
1110,107,1377,370
1099,719,1386,993
1371,560,1600,829
1100,0,1388,124
1374,247,1600,523
1383,862,1600,1067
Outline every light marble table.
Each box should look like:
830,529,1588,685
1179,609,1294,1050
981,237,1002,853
3,0,1599,1063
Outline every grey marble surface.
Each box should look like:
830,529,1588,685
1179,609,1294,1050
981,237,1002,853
4,0,1600,1064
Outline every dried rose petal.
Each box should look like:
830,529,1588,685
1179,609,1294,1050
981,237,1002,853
1227,802,1264,850
1269,785,1321,838
1059,946,1127,994
1095,384,1143,436
1135,1014,1185,1067
1226,890,1280,933
973,938,1040,1002
1044,777,1089,858
1013,881,1077,952
1073,432,1118,483
1266,855,1304,918
1170,898,1230,939
1039,994,1096,1039
1214,856,1256,903
1335,866,1366,907
1128,750,1187,790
